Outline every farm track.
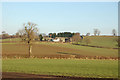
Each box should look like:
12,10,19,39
2,72,118,80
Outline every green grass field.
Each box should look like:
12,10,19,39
2,58,118,78
80,36,118,48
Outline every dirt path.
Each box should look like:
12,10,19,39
2,72,118,80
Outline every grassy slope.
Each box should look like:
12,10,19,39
81,36,118,48
2,59,118,78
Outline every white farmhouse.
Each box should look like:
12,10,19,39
53,38,60,42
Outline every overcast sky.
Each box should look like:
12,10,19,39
2,2,118,35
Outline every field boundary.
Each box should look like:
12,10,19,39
72,43,118,50
2,57,118,60
2,72,118,80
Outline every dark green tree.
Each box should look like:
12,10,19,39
39,34,43,41
52,33,56,38
57,32,74,37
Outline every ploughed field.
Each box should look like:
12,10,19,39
2,40,118,59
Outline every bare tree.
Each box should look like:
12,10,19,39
112,29,117,36
72,33,81,44
2,31,6,34
18,29,26,38
84,37,91,45
16,32,20,37
2,31,9,39
94,29,101,36
94,29,98,36
98,30,101,36
20,22,38,57
86,33,90,36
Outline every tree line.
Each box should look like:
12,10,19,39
49,32,75,38
1,28,117,40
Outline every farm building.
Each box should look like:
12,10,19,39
43,36,51,41
55,37,71,43
42,32,82,43
42,36,71,43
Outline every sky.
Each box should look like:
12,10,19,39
2,2,118,35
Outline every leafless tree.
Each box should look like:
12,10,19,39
2,31,6,34
2,31,9,39
94,29,98,36
98,30,101,36
86,33,90,36
19,22,38,57
94,29,101,36
112,29,117,36
16,32,20,37
84,37,91,45
18,29,25,38
72,33,81,44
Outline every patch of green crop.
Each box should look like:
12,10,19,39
80,36,118,48
2,59,118,78
2,38,21,42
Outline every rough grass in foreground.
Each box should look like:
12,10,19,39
2,58,118,78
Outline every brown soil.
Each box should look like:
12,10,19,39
2,44,118,59
2,72,118,80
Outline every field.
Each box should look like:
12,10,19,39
80,36,118,48
1,36,118,79
2,59,118,78
2,37,118,59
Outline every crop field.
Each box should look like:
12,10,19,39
1,36,118,79
2,40,118,59
2,58,118,78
